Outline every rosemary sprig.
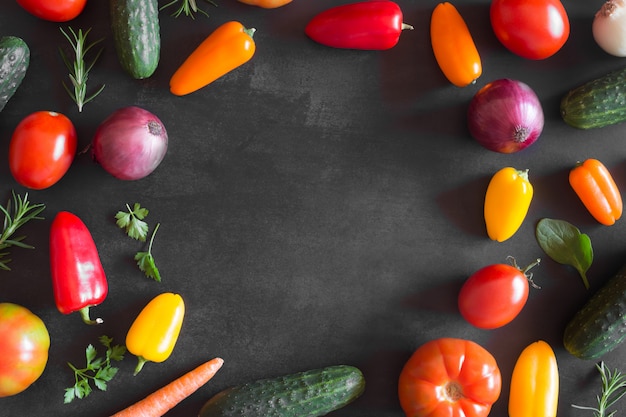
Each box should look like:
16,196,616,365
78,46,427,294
59,27,105,112
0,191,46,271
572,362,626,417
160,0,217,19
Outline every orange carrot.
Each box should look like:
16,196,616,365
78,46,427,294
110,357,224,417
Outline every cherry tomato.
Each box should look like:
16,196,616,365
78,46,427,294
0,303,50,397
16,0,87,22
9,111,77,190
398,338,501,417
490,0,570,60
458,258,540,329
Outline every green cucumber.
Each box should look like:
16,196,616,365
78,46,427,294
0,36,29,112
110,0,160,79
561,66,626,129
563,262,626,360
199,365,365,417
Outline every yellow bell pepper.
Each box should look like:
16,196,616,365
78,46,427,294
484,167,533,242
126,292,185,375
509,340,559,417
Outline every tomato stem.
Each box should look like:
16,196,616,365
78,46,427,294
507,256,542,289
444,381,463,401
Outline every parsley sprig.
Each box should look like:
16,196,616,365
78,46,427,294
59,26,105,112
64,335,126,403
160,0,217,19
0,191,45,271
135,222,161,282
115,203,149,241
572,362,626,417
116,203,161,281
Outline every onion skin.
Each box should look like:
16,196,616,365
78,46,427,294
92,106,168,180
467,79,544,154
593,0,626,57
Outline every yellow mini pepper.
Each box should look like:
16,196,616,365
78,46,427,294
509,340,559,417
484,167,533,242
126,292,185,375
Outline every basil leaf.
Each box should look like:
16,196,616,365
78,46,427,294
535,218,593,289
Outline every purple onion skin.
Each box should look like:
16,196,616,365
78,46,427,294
92,106,168,180
467,79,544,153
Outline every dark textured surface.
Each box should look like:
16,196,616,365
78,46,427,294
1,1,626,416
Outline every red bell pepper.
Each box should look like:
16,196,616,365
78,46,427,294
305,0,413,50
50,211,108,325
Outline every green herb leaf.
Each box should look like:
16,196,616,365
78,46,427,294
572,362,626,417
115,203,149,241
135,223,161,282
160,0,217,19
59,27,105,112
64,336,126,403
0,191,45,271
535,218,593,289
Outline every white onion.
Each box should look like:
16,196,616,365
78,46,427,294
467,79,544,154
92,106,168,180
593,0,626,57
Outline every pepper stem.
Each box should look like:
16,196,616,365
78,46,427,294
401,23,414,31
79,306,103,325
133,356,149,376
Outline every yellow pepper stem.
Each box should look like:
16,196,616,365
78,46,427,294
133,356,149,376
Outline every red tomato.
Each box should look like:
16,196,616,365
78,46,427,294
490,0,570,60
398,338,501,417
9,111,77,190
458,258,540,329
16,0,87,22
0,303,50,397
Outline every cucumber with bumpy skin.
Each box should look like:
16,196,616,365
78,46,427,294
110,0,160,79
199,365,365,417
0,36,29,112
563,262,626,359
561,66,626,129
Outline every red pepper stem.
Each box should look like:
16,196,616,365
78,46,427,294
79,306,103,325
401,23,414,31
133,356,149,376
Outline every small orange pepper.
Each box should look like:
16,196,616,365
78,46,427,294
170,21,256,96
430,2,482,87
484,167,533,242
569,158,622,226
509,340,559,417
237,0,292,8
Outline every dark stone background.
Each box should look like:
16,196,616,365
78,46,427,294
1,0,624,416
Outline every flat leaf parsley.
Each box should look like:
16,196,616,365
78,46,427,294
64,335,126,403
135,222,161,282
116,203,162,281
115,203,149,241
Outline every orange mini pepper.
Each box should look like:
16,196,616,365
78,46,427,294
170,21,256,96
237,0,292,8
430,2,482,87
509,340,559,417
484,167,533,242
569,158,622,226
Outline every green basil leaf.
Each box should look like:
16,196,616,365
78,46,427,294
535,218,593,289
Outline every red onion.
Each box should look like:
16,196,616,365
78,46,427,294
92,106,168,180
467,79,544,153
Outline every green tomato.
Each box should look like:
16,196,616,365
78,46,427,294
0,303,50,397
